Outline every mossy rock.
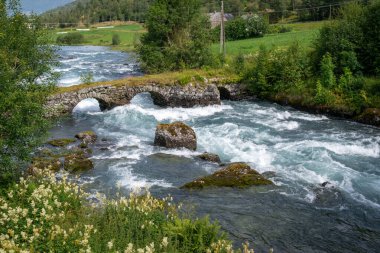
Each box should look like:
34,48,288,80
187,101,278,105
75,131,97,144
79,142,88,149
181,162,273,189
154,122,197,150
357,108,380,126
64,152,94,173
47,138,76,147
197,152,221,164
28,157,62,175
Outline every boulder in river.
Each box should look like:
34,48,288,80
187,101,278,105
197,152,221,164
47,138,77,147
28,157,62,175
357,108,380,126
181,162,273,189
64,151,94,173
154,122,197,150
75,131,97,144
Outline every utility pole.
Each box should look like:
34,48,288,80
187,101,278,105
220,0,226,57
329,4,332,19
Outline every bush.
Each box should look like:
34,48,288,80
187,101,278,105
56,33,84,45
243,43,310,96
0,170,257,252
268,25,292,34
80,72,94,84
361,0,380,75
320,53,336,89
312,2,371,76
245,14,268,38
214,15,268,42
112,34,121,45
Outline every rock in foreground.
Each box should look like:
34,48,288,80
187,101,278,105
181,163,273,189
64,151,94,173
28,157,62,175
357,108,380,126
154,122,197,150
197,152,221,163
75,131,97,144
47,138,76,147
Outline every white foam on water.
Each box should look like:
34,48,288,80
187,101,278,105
126,104,233,122
196,123,274,170
275,139,379,158
158,148,200,158
109,163,173,190
73,98,101,113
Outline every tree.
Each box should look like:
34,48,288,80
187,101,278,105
137,0,212,73
0,0,57,186
361,0,380,75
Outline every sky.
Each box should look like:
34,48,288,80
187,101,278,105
20,0,73,14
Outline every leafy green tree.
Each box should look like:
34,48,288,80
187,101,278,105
361,0,380,75
0,0,57,186
137,0,212,73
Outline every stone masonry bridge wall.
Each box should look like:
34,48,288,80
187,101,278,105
46,82,248,117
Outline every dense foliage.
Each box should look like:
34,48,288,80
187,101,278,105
0,170,257,252
0,1,56,186
238,2,380,117
313,1,380,76
137,0,212,73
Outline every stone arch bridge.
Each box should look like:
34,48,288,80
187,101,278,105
46,82,247,117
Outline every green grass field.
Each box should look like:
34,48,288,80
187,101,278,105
51,21,325,53
211,21,326,56
51,24,145,51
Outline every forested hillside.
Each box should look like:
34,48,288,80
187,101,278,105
40,0,348,27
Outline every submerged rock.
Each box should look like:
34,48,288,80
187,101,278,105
64,151,93,173
262,171,276,179
313,183,344,207
47,138,76,147
28,157,62,175
154,122,197,150
75,131,97,144
181,162,273,189
197,152,221,163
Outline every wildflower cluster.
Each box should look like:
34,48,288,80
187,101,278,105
0,169,262,252
0,170,93,252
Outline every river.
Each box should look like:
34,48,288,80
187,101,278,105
51,46,380,253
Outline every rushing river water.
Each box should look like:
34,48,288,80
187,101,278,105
51,46,380,253
56,46,140,86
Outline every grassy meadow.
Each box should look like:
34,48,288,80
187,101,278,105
211,21,325,56
51,23,145,51
51,21,325,54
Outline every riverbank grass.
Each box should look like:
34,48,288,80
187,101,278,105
0,169,257,252
52,23,145,51
55,68,240,94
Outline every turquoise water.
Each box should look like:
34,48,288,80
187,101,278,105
56,46,140,87
51,47,380,252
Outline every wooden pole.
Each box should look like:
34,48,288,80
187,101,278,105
220,0,226,57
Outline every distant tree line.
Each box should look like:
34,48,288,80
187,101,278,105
40,0,353,27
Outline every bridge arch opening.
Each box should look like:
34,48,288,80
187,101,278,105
218,87,232,100
131,92,168,107
72,98,110,114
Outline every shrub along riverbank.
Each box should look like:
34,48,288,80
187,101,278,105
227,1,380,126
0,169,257,252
